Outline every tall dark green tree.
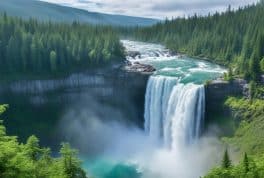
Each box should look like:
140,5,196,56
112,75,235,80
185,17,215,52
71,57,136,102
222,149,232,169
243,153,249,173
249,52,261,81
60,143,86,178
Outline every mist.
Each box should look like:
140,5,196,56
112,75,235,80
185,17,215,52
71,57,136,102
58,95,223,178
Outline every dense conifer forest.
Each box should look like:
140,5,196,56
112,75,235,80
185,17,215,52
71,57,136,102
124,1,264,82
0,13,124,78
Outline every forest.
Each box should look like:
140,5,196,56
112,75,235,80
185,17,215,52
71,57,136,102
0,13,124,78
0,105,87,178
123,1,264,82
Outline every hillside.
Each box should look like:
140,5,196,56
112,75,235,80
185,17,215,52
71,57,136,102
0,0,158,26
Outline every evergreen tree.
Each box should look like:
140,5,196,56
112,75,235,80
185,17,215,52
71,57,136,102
60,143,86,178
249,52,261,81
222,149,232,168
260,57,264,72
25,135,41,161
49,50,57,72
243,153,249,173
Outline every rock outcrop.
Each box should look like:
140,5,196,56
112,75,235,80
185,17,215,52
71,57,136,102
124,61,156,74
204,78,247,125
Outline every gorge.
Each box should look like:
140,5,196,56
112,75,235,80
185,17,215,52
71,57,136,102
1,40,243,178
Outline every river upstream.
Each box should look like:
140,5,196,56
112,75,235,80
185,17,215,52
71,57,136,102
1,40,226,178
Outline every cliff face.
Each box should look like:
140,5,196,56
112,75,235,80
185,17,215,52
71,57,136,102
3,69,149,126
0,67,149,147
204,79,247,126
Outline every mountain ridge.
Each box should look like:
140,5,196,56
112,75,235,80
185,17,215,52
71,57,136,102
0,0,159,26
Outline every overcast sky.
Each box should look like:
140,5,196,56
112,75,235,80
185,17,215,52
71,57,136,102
39,0,259,19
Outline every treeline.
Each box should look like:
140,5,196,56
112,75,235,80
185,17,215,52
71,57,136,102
0,104,87,178
123,1,264,82
0,13,124,76
204,150,264,178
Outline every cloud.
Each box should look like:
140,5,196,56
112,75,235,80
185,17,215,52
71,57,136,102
39,0,259,19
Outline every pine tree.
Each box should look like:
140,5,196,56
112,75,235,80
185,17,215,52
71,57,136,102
25,135,41,161
59,143,86,178
243,153,249,173
260,57,264,72
50,50,57,72
222,149,232,168
249,52,261,81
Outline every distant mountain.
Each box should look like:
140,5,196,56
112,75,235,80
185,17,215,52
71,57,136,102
0,0,159,26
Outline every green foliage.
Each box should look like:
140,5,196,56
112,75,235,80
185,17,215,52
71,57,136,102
49,50,57,72
223,97,264,155
0,104,8,115
260,58,264,72
0,14,125,78
0,105,88,178
224,68,234,82
222,149,232,169
205,80,212,86
59,143,86,178
204,153,263,178
249,52,262,81
243,153,249,173
225,97,264,121
124,2,264,82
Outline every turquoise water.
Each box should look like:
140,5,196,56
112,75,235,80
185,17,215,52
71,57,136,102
83,159,141,178
123,40,225,83
150,58,224,84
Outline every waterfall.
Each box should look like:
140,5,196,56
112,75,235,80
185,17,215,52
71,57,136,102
144,76,205,150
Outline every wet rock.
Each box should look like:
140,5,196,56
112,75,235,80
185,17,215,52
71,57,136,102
125,62,156,74
127,51,141,58
169,51,178,56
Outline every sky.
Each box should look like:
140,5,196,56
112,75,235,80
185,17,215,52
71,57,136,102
39,0,259,19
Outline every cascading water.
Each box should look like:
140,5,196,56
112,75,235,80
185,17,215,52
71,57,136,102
122,40,224,154
144,76,205,150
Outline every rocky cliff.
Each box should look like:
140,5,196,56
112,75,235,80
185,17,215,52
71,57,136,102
0,66,150,147
204,79,247,128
